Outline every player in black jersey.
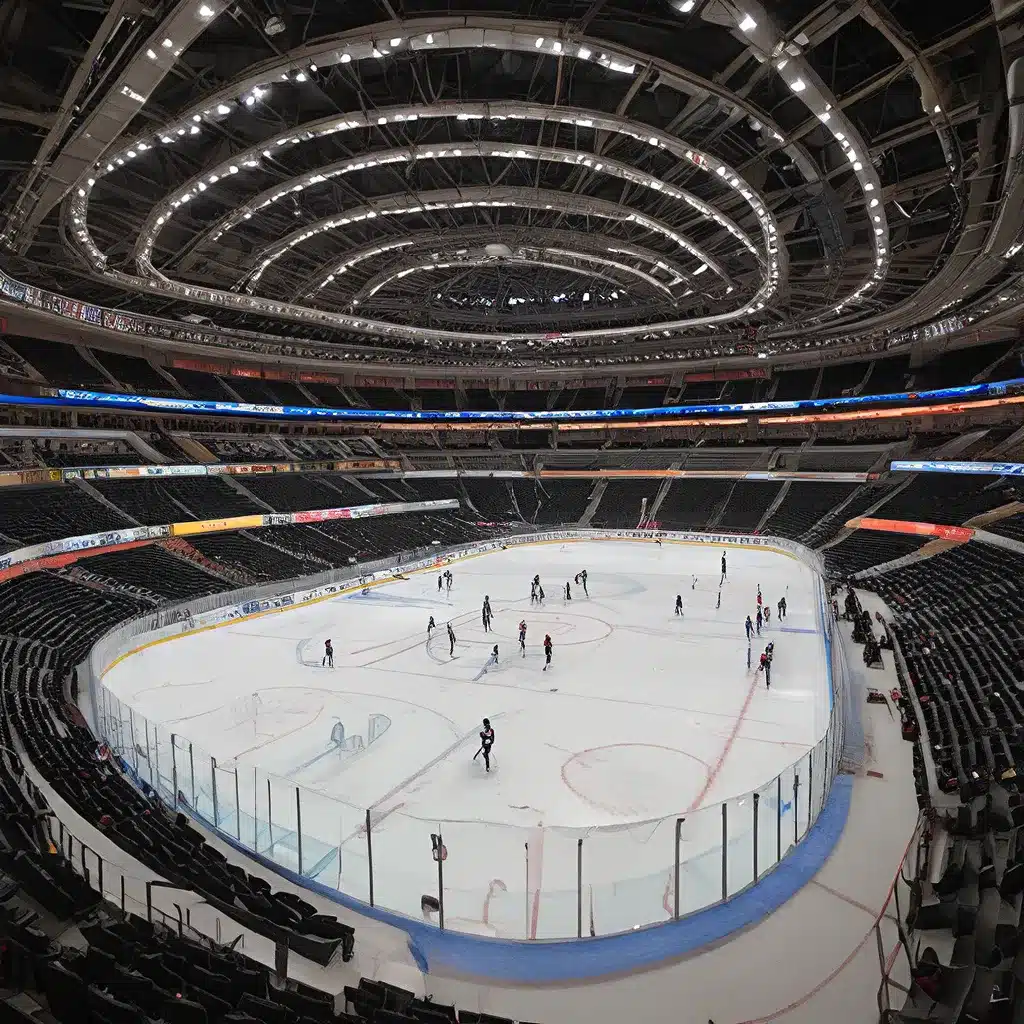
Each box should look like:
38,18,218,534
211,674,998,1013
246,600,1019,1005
447,622,456,657
518,619,527,656
322,639,334,668
543,634,552,670
478,718,495,772
675,594,683,616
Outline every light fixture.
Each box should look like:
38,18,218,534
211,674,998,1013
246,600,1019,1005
198,3,215,16
146,49,157,60
340,52,351,63
162,38,173,48
788,78,806,93
216,103,230,115
738,14,757,32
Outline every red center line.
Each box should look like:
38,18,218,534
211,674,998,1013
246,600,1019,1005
687,666,763,812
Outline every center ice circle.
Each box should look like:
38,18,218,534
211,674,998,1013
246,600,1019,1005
561,744,707,817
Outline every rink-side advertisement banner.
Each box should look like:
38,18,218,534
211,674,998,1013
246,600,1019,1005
0,525,168,580
845,516,975,542
890,460,1024,477
61,458,400,482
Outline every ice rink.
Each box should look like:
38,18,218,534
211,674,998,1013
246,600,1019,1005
101,537,831,938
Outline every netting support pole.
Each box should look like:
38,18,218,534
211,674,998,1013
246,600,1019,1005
234,769,241,840
267,778,273,846
171,735,178,808
129,711,138,772
524,843,529,937
296,788,303,875
674,817,684,920
752,793,759,881
721,803,728,902
808,749,814,824
188,743,196,807
211,757,218,826
793,774,801,845
144,723,152,786
436,831,444,931
366,809,374,907
576,838,583,938
776,775,782,863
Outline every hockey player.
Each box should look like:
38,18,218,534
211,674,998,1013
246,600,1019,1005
581,568,588,596
764,604,771,625
322,638,334,668
759,650,770,689
482,598,491,632
446,572,453,593
427,615,436,636
438,575,443,592
778,596,787,620
745,615,754,641
488,644,499,667
565,581,572,602
519,619,527,656
721,551,727,584
447,622,456,657
756,585,762,607
537,584,545,604
484,595,493,627
479,718,495,772
543,634,553,671
692,575,697,590
756,607,763,635
530,580,538,605
675,594,683,616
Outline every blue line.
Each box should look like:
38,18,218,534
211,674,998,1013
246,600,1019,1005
173,774,853,982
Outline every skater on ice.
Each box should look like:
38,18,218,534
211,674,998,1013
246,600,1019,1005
543,634,553,671
447,622,456,657
764,604,771,625
756,585,762,607
483,594,493,627
446,571,453,593
778,596,787,620
438,575,443,592
721,551,727,584
564,581,572,602
692,575,697,590
518,619,527,656
478,718,495,773
745,614,754,641
488,644,499,667
427,615,436,636
581,568,588,596
530,580,538,605
756,607,763,635
759,649,771,689
675,594,683,617
322,638,334,668
537,583,545,604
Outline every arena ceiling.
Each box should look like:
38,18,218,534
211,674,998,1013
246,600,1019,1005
0,0,1018,367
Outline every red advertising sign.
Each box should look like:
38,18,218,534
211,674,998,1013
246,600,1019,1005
685,368,769,383
847,517,975,543
293,508,355,523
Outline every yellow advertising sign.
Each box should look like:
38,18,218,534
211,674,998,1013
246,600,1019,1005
170,515,264,536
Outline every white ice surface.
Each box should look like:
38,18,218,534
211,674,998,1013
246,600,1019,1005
102,538,830,938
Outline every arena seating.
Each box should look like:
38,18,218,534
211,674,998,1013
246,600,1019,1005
0,486,130,545
241,473,368,512
590,479,661,528
817,361,869,398
93,351,181,396
460,479,520,522
823,530,927,577
533,480,593,524
772,368,819,400
715,482,783,532
858,541,1024,1022
188,532,318,581
762,484,861,540
81,547,232,603
985,513,1024,544
655,480,732,530
96,479,198,525
156,477,266,518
